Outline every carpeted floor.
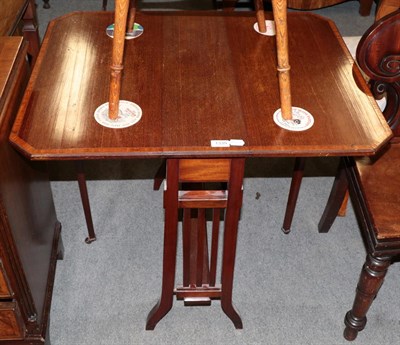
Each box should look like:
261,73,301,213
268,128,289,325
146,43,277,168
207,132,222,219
32,1,400,344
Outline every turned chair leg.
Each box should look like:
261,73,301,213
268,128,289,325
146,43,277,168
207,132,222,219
318,158,348,233
344,254,391,341
282,157,306,234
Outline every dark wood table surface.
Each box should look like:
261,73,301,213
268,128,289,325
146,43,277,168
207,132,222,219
10,11,392,160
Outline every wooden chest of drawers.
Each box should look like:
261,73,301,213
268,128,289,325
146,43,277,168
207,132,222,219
0,37,62,344
0,0,40,65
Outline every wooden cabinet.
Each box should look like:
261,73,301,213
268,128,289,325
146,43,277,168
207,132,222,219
0,37,62,344
0,261,13,298
0,302,25,340
0,0,40,65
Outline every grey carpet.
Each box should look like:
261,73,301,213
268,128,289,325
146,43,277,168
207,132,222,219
33,1,400,344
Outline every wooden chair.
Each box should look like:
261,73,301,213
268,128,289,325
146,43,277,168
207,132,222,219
146,158,245,330
317,9,400,340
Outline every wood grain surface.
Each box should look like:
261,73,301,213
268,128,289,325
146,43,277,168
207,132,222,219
10,11,392,160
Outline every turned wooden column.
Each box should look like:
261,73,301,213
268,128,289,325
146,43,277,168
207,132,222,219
108,0,130,120
271,0,292,120
127,0,137,33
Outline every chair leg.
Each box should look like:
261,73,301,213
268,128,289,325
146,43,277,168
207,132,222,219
359,0,374,16
318,158,348,233
220,158,244,329
344,254,391,341
337,190,350,217
43,0,50,9
146,159,180,330
75,161,97,243
282,157,306,234
102,0,108,10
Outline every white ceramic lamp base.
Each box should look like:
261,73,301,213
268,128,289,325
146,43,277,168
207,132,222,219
273,107,314,131
106,23,144,40
94,100,142,129
253,20,276,36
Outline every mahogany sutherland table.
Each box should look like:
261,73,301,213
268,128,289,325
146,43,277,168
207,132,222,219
9,10,392,331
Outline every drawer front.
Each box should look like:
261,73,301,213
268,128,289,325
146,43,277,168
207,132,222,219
0,301,25,340
0,260,13,298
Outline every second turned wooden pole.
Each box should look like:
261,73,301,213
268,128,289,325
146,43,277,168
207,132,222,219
255,0,267,33
108,0,130,120
271,0,293,120
127,0,137,33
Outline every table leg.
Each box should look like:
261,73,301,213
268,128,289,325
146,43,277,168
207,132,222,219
146,159,179,330
282,157,306,234
153,160,166,190
75,161,97,243
147,158,244,329
318,158,348,233
220,158,244,329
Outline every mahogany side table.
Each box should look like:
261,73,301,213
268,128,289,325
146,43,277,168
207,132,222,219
9,11,392,331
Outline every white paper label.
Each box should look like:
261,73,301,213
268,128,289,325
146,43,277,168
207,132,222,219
211,139,245,147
